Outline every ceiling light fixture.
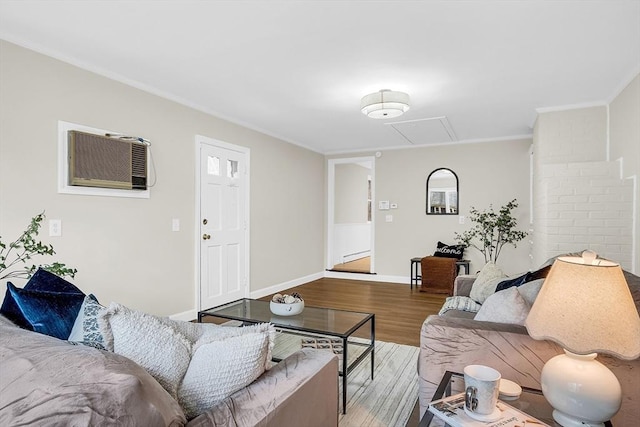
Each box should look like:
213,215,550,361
360,89,410,119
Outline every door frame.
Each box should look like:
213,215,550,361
195,135,251,311
327,156,376,273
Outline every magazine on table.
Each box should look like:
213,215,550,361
428,392,550,427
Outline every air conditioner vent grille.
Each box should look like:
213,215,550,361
131,144,147,177
68,130,147,190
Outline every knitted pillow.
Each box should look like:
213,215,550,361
178,323,275,419
99,303,192,399
469,262,508,303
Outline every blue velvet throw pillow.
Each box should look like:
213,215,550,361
494,272,532,292
25,268,84,294
494,265,552,292
0,269,85,340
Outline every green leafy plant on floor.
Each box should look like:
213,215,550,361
0,212,77,281
455,199,528,264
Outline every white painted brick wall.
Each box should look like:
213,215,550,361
534,160,633,269
532,105,636,270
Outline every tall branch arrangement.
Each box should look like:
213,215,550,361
455,199,528,264
0,212,77,281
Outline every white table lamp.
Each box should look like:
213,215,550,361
525,251,640,427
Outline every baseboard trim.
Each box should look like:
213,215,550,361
169,309,198,322
249,272,325,300
323,270,409,284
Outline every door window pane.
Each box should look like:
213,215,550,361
208,156,220,176
227,160,239,179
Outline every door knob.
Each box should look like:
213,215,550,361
202,234,211,240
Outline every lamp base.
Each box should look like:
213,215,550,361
552,409,604,427
541,351,621,427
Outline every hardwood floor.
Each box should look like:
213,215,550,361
260,277,447,347
330,256,371,273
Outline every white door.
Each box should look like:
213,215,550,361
198,139,249,310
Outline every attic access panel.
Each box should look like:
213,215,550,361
387,117,458,146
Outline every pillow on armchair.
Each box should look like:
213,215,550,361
474,287,531,325
469,262,507,303
469,263,551,304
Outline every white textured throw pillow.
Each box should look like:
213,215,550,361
178,323,275,419
469,262,508,303
474,287,531,325
99,303,192,399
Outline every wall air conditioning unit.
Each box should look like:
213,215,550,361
68,130,147,190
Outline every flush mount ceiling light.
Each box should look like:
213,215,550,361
360,89,410,119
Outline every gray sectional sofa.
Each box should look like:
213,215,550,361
418,269,640,426
0,314,339,427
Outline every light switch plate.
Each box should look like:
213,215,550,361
172,218,180,232
385,214,393,222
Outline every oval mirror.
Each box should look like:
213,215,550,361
426,168,458,215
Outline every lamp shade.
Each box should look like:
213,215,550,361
525,254,640,360
360,90,410,119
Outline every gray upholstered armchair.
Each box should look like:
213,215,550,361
417,271,640,426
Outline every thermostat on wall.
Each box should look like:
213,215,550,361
379,201,390,210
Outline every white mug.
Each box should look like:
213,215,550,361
464,365,501,415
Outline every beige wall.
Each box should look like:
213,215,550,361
0,41,325,316
609,74,640,271
335,163,370,224
330,139,533,277
535,106,608,164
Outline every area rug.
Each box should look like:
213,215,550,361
301,337,344,354
338,340,419,427
272,333,418,425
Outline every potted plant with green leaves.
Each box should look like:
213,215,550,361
455,199,528,264
0,212,77,281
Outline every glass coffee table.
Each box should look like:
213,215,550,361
419,371,613,426
198,298,375,414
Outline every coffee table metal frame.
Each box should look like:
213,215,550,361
198,298,375,414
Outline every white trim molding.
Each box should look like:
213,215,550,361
169,309,198,322
250,272,324,300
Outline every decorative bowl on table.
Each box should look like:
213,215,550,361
270,293,304,316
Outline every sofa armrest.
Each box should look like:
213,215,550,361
417,315,640,426
453,275,476,296
187,349,338,427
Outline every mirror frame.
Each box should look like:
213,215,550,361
426,168,459,215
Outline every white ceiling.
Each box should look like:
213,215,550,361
1,1,639,154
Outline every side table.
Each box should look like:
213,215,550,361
418,371,613,427
410,257,470,289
